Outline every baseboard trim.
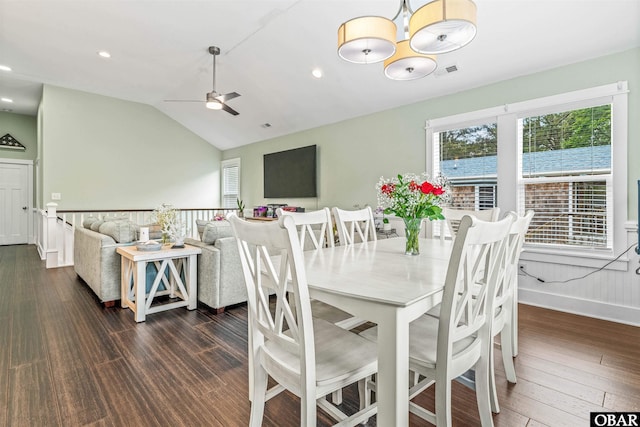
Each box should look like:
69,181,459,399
519,288,640,327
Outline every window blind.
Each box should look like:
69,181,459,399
518,104,612,249
222,161,240,209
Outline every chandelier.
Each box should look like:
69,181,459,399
337,0,477,80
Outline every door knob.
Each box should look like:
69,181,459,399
22,206,28,210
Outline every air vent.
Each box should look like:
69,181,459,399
435,63,459,77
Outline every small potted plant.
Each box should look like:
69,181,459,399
236,198,245,218
382,216,392,231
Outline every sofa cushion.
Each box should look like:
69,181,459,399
202,220,234,244
90,220,105,232
83,216,99,229
195,219,209,240
99,220,138,243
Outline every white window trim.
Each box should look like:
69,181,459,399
426,82,629,270
221,158,241,210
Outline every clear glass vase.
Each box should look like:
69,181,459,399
404,217,422,255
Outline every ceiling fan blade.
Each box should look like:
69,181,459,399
215,92,241,103
221,103,239,116
163,100,204,103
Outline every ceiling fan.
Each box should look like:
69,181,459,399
164,46,240,116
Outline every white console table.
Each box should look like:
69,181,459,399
117,244,201,322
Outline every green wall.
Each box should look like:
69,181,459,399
223,48,640,220
40,85,222,210
0,111,37,161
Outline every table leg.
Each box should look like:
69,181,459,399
376,310,410,427
121,258,131,309
187,254,197,310
134,260,147,322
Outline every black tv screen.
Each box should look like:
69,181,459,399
264,145,317,198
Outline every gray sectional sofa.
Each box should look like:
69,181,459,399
73,216,247,312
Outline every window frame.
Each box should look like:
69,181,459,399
426,82,629,269
221,158,241,210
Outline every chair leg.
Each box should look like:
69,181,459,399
475,355,495,427
435,374,452,427
301,388,317,427
489,342,500,414
512,284,519,356
249,365,268,427
501,324,517,384
331,389,343,405
357,378,370,411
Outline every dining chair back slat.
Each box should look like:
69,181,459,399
276,207,334,250
441,207,501,240
332,206,376,246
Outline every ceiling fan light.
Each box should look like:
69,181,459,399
409,0,477,55
338,16,397,64
206,100,223,110
384,40,437,81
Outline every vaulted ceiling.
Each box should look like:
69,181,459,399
1,0,638,150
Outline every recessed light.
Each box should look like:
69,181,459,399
1,98,13,103
97,51,111,58
0,65,11,72
261,123,272,128
311,68,323,79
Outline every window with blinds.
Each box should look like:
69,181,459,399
433,122,498,238
221,159,240,209
518,104,612,249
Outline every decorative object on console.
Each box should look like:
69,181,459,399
337,0,476,80
376,172,450,255
0,133,26,151
135,241,162,251
151,204,186,246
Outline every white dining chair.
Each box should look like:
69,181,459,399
276,207,353,404
426,210,534,414
275,207,334,251
507,210,534,358
361,214,513,427
332,206,377,246
440,207,501,240
228,214,378,427
276,207,354,325
329,206,377,331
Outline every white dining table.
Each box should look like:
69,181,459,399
303,237,454,427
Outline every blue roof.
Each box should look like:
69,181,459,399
441,145,611,179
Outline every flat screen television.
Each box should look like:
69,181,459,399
264,145,317,198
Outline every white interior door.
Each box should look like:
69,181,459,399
0,162,29,245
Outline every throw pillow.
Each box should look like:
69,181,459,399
90,220,105,232
202,220,234,244
99,220,138,243
195,219,209,240
83,216,98,229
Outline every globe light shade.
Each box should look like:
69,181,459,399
384,40,437,80
409,0,477,55
338,16,397,64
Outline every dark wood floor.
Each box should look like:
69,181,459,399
1,244,639,426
